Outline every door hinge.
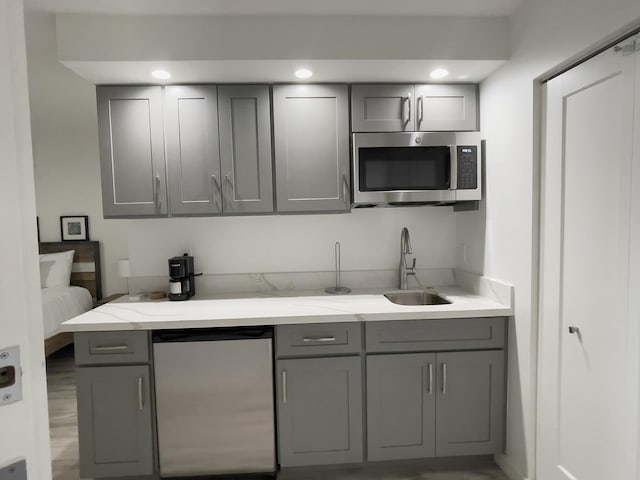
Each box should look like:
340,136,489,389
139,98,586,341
613,39,640,55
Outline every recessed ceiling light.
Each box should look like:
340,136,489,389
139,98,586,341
430,68,449,80
294,68,313,79
151,69,171,80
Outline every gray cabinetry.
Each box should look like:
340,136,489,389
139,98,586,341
352,84,478,132
75,331,154,478
165,85,221,216
97,86,167,217
276,356,363,467
351,84,415,132
415,84,478,132
435,350,504,456
366,353,436,461
218,85,274,214
76,365,153,478
273,84,350,213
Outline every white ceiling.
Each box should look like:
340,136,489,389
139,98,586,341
25,0,525,17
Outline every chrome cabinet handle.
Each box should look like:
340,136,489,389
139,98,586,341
138,377,144,411
224,174,234,211
418,95,424,127
153,175,160,207
282,371,287,404
428,363,433,396
302,336,336,342
406,94,412,124
210,175,219,209
342,173,350,207
442,363,447,395
93,345,128,352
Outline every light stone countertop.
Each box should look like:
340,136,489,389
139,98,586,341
61,283,513,332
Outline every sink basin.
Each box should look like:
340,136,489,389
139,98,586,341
384,291,451,306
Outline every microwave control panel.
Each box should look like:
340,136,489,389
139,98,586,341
457,146,478,190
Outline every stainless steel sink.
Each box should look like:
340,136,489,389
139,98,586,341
384,291,451,306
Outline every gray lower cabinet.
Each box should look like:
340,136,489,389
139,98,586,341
273,84,351,213
76,365,154,478
435,350,505,456
164,85,222,215
276,356,363,466
366,353,436,461
97,86,167,217
366,350,504,461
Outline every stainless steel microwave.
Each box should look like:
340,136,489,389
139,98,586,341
352,132,481,206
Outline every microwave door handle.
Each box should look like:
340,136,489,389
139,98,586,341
450,145,458,190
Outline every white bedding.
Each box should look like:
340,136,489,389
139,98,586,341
41,286,93,339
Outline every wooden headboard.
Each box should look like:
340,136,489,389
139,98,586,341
39,241,103,301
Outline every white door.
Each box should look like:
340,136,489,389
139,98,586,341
0,1,52,478
537,37,640,480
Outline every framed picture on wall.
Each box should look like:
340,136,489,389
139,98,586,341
60,215,89,241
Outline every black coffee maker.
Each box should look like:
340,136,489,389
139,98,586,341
168,254,196,301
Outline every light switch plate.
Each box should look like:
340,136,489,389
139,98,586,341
0,459,26,480
0,346,22,406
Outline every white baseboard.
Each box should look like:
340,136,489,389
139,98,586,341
495,454,529,480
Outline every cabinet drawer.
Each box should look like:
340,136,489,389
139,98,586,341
276,323,362,357
75,331,150,365
365,317,505,353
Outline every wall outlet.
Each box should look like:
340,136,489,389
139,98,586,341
0,346,21,406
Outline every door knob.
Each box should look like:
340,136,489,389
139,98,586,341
568,326,580,334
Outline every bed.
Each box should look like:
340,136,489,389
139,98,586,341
39,241,102,356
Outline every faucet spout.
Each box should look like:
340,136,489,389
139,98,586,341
399,227,417,290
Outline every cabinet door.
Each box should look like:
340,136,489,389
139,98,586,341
435,350,504,456
351,84,415,132
415,84,478,131
76,366,153,478
218,85,274,214
273,84,350,213
165,85,222,215
97,86,167,217
276,356,363,466
366,353,436,461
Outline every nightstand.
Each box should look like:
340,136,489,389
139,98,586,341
94,293,126,307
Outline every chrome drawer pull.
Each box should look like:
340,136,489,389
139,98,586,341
302,336,337,342
93,345,128,352
442,363,447,395
282,371,287,404
428,363,433,396
138,377,144,411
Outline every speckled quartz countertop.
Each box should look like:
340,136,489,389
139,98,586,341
61,277,513,332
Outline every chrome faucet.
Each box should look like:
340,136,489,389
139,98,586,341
399,227,416,290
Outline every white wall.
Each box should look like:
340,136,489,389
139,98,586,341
0,0,51,477
127,207,456,277
26,13,129,296
456,2,640,479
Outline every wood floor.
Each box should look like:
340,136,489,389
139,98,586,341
46,346,509,480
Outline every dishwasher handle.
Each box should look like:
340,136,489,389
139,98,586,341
153,326,273,343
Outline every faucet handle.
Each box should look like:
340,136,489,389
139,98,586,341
407,257,416,273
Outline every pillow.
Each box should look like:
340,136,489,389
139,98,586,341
39,250,75,288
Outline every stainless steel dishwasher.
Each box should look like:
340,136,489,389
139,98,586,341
152,327,276,478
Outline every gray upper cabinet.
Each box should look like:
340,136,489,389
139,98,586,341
76,365,154,478
165,85,221,216
218,85,274,214
97,86,167,217
351,84,415,132
415,84,478,132
351,84,478,132
366,353,436,461
276,356,363,466
435,350,505,456
273,84,350,213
